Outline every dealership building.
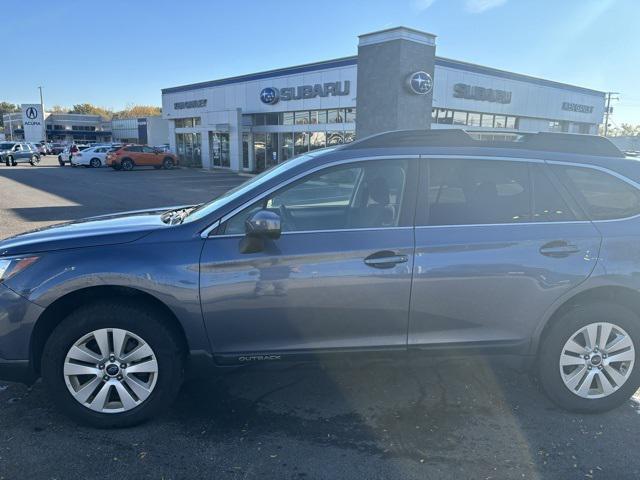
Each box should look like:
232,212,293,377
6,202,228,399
161,26,607,173
2,107,112,144
2,107,170,146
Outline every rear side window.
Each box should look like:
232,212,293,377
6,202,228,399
553,166,640,220
531,166,576,222
426,159,577,226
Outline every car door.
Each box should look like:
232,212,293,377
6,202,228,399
18,144,31,161
199,157,419,361
12,143,24,160
408,157,602,350
141,146,158,165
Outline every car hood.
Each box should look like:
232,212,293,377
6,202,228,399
0,206,192,256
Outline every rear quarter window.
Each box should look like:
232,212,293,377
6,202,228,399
552,165,640,220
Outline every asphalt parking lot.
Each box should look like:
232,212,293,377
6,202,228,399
1,157,640,480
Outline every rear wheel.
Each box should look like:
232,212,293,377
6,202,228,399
162,157,175,170
58,156,65,166
89,158,101,168
41,301,184,428
121,158,134,171
538,302,640,413
30,154,40,166
8,156,16,166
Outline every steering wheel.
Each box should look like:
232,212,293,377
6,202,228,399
278,204,297,231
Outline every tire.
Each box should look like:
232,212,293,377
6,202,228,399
162,157,175,170
538,302,640,413
90,158,101,168
8,156,16,166
121,158,134,171
30,155,39,166
41,300,184,428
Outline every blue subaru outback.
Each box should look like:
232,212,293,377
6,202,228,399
1,129,639,427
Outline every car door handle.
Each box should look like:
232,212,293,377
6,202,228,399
539,241,581,258
364,251,408,269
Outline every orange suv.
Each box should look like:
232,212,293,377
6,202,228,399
106,145,179,171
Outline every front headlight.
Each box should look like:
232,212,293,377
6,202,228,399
0,256,40,283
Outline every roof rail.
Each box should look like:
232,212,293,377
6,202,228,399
343,129,625,158
343,129,476,150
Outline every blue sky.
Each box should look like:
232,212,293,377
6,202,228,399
2,0,639,124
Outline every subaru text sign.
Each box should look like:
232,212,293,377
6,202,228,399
21,104,46,142
259,81,351,105
453,83,512,104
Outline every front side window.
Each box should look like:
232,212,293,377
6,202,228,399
552,165,640,220
223,160,411,234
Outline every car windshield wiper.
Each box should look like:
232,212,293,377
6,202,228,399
162,206,199,225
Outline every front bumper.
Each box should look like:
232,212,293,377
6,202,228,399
0,283,43,383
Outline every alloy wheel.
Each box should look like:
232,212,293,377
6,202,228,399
63,328,158,413
559,322,635,399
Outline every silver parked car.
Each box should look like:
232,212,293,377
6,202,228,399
0,142,40,166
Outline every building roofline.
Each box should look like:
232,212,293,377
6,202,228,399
162,56,358,94
435,57,605,97
162,54,606,98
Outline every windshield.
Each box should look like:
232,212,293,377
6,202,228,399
183,148,337,224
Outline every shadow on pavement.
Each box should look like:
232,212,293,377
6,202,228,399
2,357,637,479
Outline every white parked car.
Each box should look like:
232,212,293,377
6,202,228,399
70,145,114,167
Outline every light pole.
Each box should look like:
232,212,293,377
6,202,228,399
38,86,47,142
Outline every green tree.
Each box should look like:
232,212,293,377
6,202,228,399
69,103,113,119
0,102,20,128
113,104,162,119
49,105,69,113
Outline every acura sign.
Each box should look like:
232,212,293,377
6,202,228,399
259,81,350,105
21,104,45,142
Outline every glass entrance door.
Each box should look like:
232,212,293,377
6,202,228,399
209,132,230,167
175,132,202,167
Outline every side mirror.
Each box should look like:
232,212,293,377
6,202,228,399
245,210,281,239
239,210,281,254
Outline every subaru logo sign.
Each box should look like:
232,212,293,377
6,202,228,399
407,71,433,95
260,87,279,105
25,107,38,119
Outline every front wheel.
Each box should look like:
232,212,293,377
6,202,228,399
58,156,65,166
538,302,640,413
41,301,184,428
121,158,134,171
162,157,175,170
